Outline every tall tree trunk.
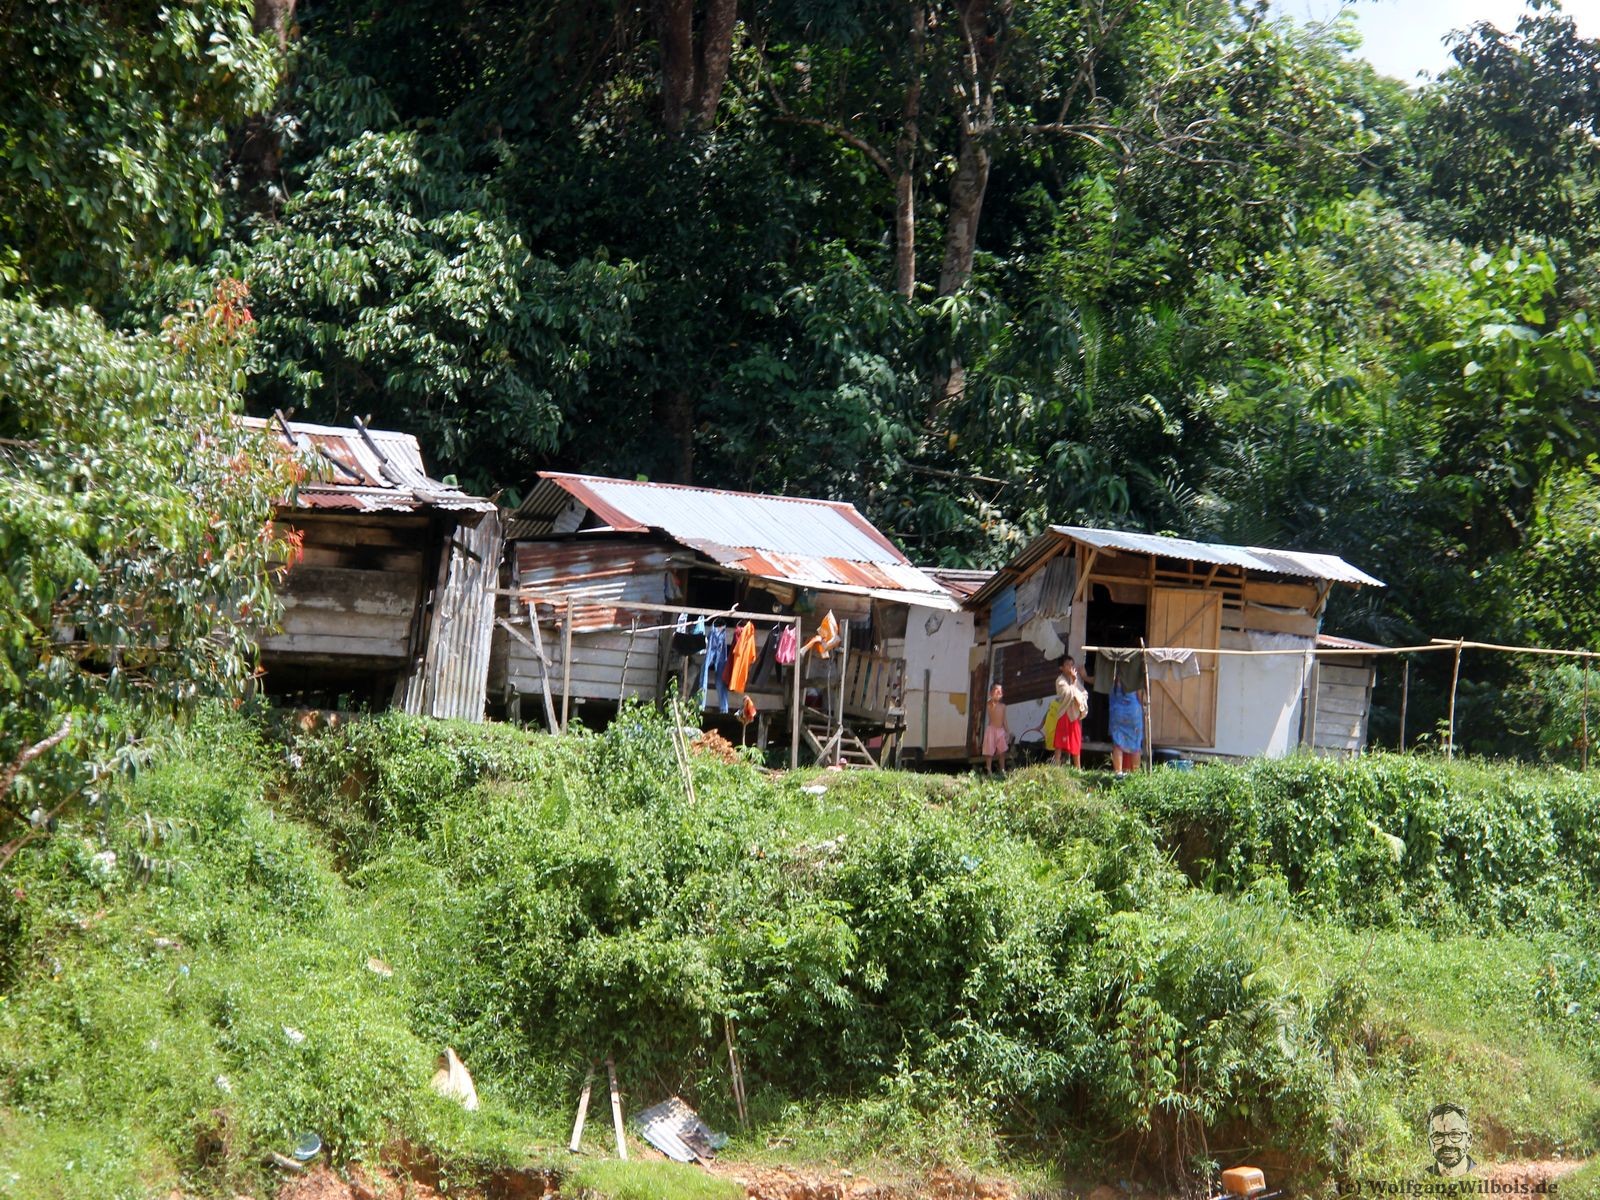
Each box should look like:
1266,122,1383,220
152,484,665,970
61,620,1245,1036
693,0,739,127
930,0,1008,419
654,0,696,132
654,0,738,132
892,2,927,299
936,123,991,297
663,389,696,483
233,0,298,216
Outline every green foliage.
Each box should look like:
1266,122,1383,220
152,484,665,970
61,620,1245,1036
1115,753,1600,932
5,712,1600,1194
0,1,278,301
569,1160,742,1200
0,284,295,871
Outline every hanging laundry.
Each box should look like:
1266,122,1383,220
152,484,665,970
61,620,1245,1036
775,625,798,666
1145,647,1202,682
672,612,707,657
729,621,758,692
1092,647,1143,693
703,623,732,712
800,611,841,659
750,624,781,688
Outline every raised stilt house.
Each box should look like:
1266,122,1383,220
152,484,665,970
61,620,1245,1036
493,473,957,766
960,527,1385,762
249,416,501,718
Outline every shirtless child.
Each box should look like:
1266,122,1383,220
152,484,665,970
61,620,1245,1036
982,683,1010,775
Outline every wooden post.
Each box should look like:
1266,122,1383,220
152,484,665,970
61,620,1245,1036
921,668,932,761
836,619,850,766
526,600,560,734
1139,637,1152,772
569,1065,595,1153
605,1056,627,1161
790,616,803,770
725,1016,748,1129
561,605,574,732
1398,658,1410,752
1446,639,1463,760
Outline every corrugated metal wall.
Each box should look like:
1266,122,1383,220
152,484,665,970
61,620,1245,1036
400,512,504,721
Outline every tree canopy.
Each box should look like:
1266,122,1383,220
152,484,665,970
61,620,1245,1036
3,0,1599,760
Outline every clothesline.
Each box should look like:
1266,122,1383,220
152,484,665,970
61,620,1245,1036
1081,642,1447,658
1082,639,1599,660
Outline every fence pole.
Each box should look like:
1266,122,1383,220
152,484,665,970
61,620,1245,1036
1446,639,1463,760
1399,658,1410,752
1583,659,1591,772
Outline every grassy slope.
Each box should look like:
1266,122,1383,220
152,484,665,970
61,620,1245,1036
1,709,1598,1199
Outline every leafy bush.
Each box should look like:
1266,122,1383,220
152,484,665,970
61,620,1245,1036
1115,753,1600,931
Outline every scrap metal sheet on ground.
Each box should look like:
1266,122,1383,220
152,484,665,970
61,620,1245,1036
631,1096,727,1163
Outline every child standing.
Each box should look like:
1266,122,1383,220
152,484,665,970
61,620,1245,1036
982,683,1010,775
1052,655,1089,769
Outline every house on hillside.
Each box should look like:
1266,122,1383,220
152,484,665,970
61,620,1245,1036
249,416,501,719
964,527,1386,762
491,473,957,765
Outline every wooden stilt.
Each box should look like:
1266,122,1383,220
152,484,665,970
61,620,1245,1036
569,1065,595,1153
561,606,574,732
606,1056,627,1161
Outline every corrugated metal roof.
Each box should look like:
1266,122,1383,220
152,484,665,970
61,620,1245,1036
923,567,994,601
514,540,675,632
245,416,496,517
1316,632,1386,652
1051,526,1385,588
968,525,1384,609
513,473,957,610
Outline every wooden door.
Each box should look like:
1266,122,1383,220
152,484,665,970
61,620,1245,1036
1147,588,1220,747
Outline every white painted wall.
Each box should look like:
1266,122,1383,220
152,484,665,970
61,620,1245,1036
1203,629,1310,758
902,604,977,757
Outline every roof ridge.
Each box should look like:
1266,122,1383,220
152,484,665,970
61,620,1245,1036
540,471,864,513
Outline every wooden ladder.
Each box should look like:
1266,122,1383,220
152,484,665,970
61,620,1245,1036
799,707,881,769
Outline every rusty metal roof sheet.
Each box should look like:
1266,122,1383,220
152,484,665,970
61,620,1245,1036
513,473,957,610
513,540,676,632
922,567,994,602
245,416,495,517
1050,526,1385,587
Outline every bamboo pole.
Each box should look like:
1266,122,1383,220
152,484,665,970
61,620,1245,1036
790,616,802,770
1399,658,1410,753
1583,660,1591,772
1139,638,1152,773
1446,639,1464,761
837,619,850,767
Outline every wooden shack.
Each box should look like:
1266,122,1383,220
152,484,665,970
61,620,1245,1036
249,417,501,719
492,473,957,765
1305,633,1383,756
964,527,1385,762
